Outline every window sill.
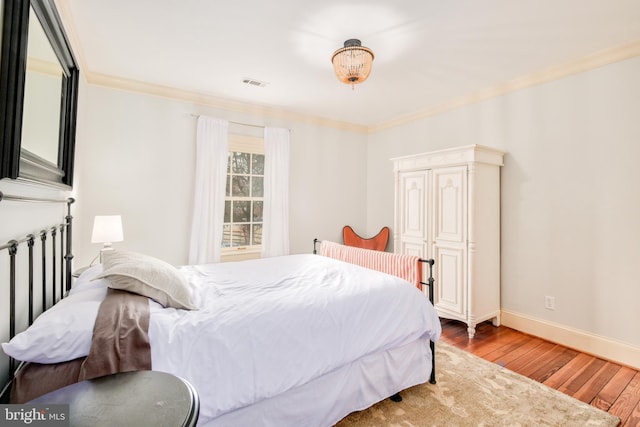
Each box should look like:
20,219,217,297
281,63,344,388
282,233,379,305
221,248,261,263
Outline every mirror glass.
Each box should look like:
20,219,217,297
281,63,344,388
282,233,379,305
21,7,63,165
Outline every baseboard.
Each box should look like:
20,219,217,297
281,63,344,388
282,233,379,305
501,309,640,370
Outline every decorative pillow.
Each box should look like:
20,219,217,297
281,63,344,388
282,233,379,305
1,287,107,363
94,250,196,310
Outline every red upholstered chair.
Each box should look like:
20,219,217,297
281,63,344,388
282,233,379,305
342,226,390,252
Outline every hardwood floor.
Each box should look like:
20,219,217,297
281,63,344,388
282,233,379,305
439,319,640,427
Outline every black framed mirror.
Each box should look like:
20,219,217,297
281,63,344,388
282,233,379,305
0,0,79,188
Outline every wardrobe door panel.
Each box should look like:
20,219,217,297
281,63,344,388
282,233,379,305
433,166,466,245
399,171,427,240
434,245,465,317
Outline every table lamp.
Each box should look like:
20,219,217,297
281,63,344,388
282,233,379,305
91,215,124,262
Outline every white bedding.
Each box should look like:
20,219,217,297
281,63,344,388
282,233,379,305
148,254,441,425
207,338,431,427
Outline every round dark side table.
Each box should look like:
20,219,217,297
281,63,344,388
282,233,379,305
29,370,199,427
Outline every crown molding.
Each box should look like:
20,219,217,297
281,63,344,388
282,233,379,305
368,40,640,134
84,72,369,134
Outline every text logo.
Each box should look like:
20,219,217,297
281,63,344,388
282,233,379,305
0,405,68,426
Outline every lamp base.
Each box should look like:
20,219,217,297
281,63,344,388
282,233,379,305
99,245,115,263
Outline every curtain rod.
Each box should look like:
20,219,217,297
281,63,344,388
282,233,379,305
230,120,264,129
189,114,291,132
190,114,264,129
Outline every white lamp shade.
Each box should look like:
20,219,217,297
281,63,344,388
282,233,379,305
91,215,124,244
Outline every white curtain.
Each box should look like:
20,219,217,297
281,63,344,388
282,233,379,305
262,127,290,257
188,116,229,264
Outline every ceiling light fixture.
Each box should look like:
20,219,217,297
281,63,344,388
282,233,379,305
331,39,374,90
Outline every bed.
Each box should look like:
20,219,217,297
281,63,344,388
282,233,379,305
1,194,441,427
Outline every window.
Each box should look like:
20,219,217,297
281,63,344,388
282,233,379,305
222,135,264,256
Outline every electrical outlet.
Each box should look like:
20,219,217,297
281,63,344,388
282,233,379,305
544,295,555,310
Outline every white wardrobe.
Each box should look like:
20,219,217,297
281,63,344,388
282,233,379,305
392,145,505,338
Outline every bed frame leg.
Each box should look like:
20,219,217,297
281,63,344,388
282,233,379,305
423,259,437,385
430,340,437,384
390,393,402,402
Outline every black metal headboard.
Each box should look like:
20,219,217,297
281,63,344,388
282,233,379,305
0,192,75,402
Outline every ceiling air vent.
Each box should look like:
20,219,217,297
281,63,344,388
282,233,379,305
242,78,268,88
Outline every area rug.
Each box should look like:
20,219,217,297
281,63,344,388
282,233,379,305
336,342,620,427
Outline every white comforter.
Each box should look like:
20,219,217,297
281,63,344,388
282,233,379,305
148,254,441,425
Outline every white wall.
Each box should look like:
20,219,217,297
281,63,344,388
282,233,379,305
366,56,640,349
72,84,368,267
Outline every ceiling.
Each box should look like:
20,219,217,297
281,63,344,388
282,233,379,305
59,0,640,129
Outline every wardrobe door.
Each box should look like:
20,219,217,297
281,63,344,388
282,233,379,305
432,166,467,318
396,171,430,258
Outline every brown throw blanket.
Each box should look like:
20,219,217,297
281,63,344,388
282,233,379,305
11,289,152,403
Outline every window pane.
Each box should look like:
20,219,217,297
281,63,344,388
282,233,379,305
252,177,263,197
231,152,250,174
233,201,250,222
223,148,265,250
222,224,231,247
252,154,264,175
232,224,251,247
252,201,263,222
224,201,231,223
252,224,262,245
232,176,250,197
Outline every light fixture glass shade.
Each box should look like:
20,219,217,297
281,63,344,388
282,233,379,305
331,39,374,89
91,215,124,246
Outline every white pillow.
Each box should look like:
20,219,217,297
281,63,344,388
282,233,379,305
69,264,107,295
94,250,196,310
1,287,106,363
